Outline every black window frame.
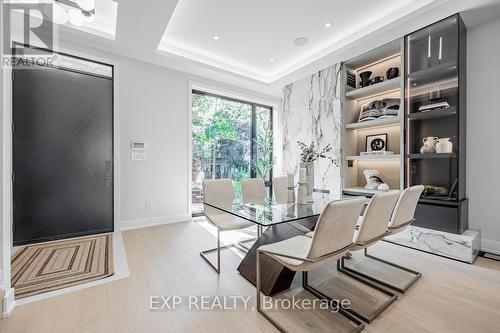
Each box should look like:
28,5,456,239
191,89,274,215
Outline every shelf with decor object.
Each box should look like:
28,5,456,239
346,154,400,161
343,187,400,197
345,77,401,99
408,106,457,120
346,116,400,129
342,39,405,196
408,152,457,159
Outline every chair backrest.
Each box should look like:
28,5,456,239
389,185,424,229
202,179,234,205
307,197,366,259
241,178,266,203
355,191,400,245
272,176,288,204
195,171,205,185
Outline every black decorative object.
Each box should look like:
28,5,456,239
366,134,388,152
386,67,399,80
371,76,384,85
359,71,372,87
347,71,356,89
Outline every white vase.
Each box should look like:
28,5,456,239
435,138,453,153
297,183,308,204
300,161,314,202
420,136,438,154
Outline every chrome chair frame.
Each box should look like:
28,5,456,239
256,248,365,333
340,218,422,294
199,216,253,273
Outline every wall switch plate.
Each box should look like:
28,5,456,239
131,139,146,150
131,152,147,160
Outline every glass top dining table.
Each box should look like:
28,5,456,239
203,192,366,227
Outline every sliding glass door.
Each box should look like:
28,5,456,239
191,90,272,215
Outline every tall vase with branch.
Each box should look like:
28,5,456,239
297,141,334,202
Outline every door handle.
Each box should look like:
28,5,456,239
103,161,112,188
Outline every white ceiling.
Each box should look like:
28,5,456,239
158,0,436,82
12,0,500,96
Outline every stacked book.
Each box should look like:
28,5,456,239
358,98,400,122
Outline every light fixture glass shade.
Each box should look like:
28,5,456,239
76,0,95,11
68,9,85,26
52,3,69,25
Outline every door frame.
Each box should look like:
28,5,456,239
9,47,120,236
1,44,120,314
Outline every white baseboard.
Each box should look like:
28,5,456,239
481,239,500,255
119,214,191,231
2,287,16,318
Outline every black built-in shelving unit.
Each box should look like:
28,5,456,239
404,14,468,234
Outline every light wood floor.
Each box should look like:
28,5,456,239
1,220,500,333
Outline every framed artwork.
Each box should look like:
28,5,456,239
365,133,388,152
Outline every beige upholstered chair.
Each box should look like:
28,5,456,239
350,191,400,251
346,185,425,293
241,178,267,203
388,185,425,233
272,176,288,204
256,197,366,332
200,179,254,273
239,178,269,250
309,191,399,322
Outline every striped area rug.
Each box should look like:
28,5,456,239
12,234,113,299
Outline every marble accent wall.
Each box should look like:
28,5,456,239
281,63,343,194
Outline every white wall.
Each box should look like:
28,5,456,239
467,17,500,253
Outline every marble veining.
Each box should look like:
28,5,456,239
281,64,343,195
385,226,480,263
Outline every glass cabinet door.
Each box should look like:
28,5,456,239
405,15,461,202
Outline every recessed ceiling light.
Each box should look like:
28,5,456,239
293,37,308,46
269,58,275,62
325,22,332,28
213,36,219,40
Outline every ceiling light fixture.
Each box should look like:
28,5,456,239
269,58,275,62
293,37,309,46
325,22,332,28
76,0,95,12
50,0,96,26
213,36,220,40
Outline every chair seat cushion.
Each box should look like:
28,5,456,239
259,236,349,271
205,210,254,231
259,236,312,267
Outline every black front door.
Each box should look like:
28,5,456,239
13,64,113,245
